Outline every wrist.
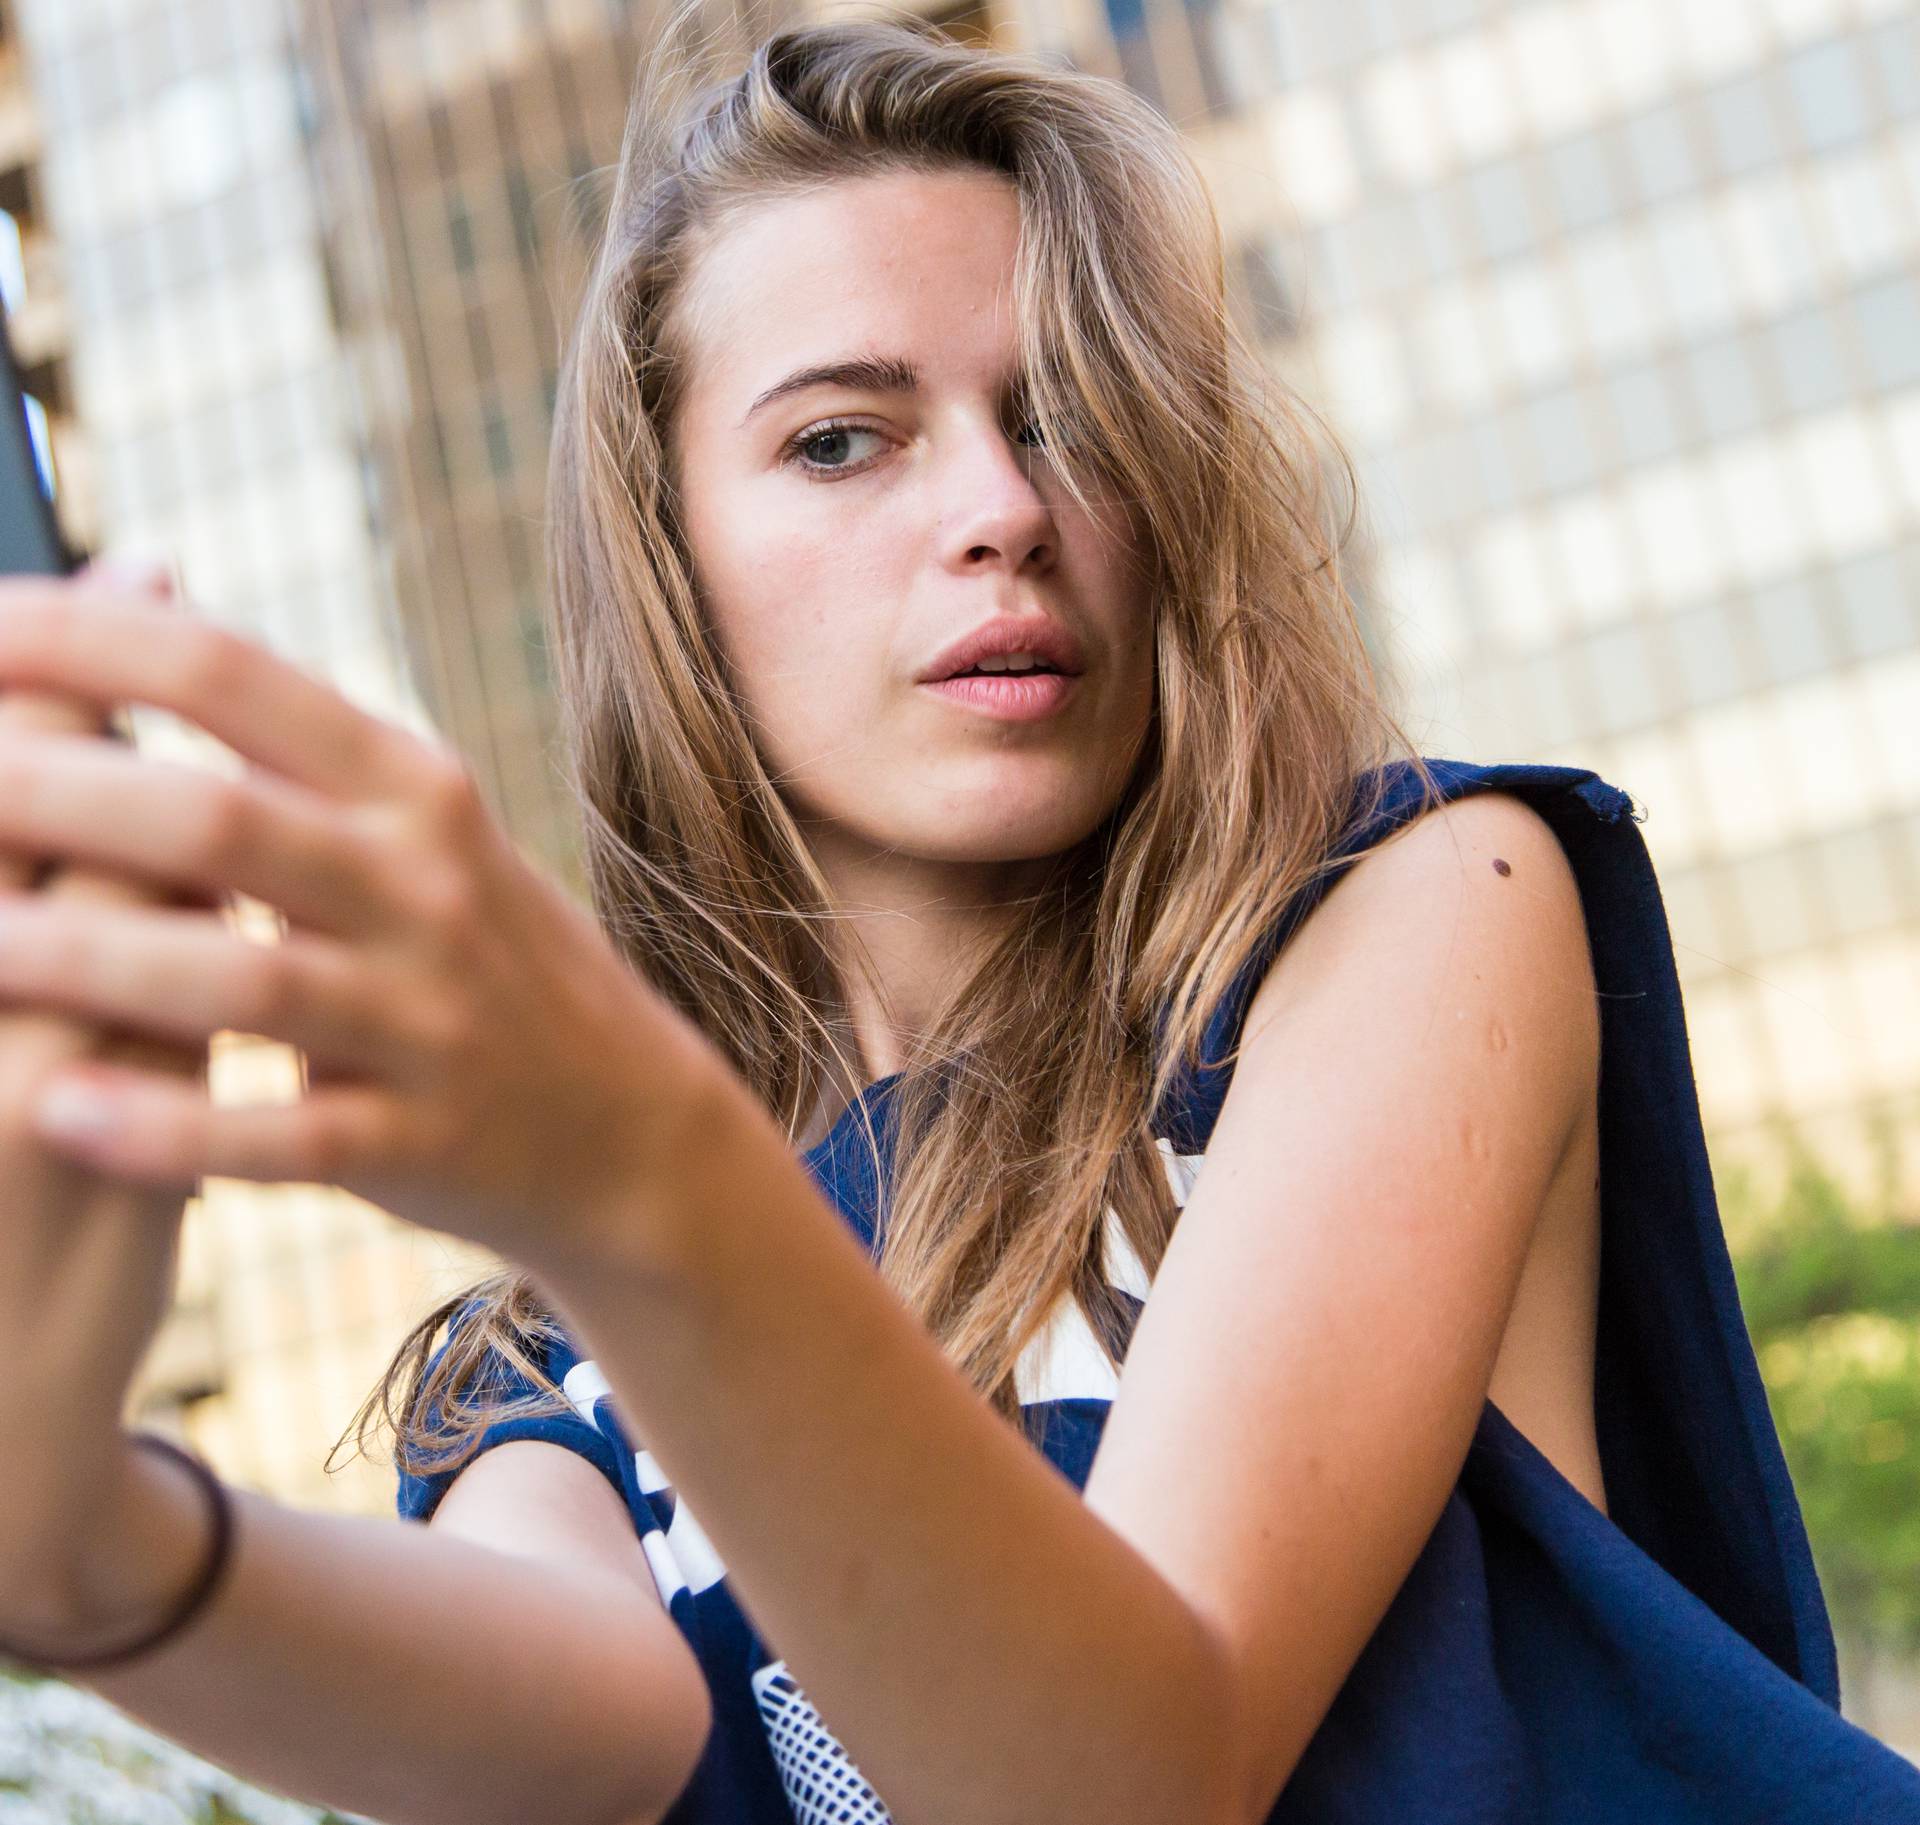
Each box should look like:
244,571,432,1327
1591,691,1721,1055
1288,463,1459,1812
0,1431,215,1656
545,1014,751,1289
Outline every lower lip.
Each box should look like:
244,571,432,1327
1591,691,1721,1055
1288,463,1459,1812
918,672,1080,720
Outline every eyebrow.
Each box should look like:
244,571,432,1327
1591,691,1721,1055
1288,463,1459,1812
738,354,922,428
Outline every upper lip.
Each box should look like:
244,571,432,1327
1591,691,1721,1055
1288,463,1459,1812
918,614,1087,683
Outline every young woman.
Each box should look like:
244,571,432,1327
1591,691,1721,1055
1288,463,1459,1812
0,14,1912,1825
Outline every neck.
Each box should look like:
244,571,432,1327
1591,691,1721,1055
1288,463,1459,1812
792,829,1056,1149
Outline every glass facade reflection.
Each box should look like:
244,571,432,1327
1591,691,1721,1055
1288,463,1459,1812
1015,0,1920,1205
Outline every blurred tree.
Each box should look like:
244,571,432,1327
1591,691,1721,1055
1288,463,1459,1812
1724,1117,1920,1680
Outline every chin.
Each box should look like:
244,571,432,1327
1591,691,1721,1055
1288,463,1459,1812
903,797,1108,865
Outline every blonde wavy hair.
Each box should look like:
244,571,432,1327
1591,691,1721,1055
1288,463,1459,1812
338,5,1434,1485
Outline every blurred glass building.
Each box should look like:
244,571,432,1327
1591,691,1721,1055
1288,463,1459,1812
3,0,1914,1662
4,0,490,1515
1021,0,1920,1208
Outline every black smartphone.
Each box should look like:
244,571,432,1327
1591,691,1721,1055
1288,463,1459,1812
0,293,139,748
0,300,249,948
0,295,77,578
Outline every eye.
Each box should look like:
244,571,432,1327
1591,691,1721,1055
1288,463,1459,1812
1013,407,1078,456
1007,398,1054,448
779,419,888,476
777,412,1057,479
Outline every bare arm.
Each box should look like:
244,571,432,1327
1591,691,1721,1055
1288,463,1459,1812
536,791,1598,1825
5,1435,711,1825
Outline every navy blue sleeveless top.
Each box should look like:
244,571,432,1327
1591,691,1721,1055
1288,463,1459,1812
397,757,1920,1823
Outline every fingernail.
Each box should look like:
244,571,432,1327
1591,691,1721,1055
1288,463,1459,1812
33,1075,122,1139
85,554,176,597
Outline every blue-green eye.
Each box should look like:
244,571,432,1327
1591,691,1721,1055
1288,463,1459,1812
779,419,887,475
777,413,1052,479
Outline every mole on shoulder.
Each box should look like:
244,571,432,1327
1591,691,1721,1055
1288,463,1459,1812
1491,857,1512,877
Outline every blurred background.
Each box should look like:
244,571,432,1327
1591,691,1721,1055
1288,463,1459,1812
0,0,1914,1804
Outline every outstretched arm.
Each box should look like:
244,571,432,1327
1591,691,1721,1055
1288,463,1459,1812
538,787,1599,1825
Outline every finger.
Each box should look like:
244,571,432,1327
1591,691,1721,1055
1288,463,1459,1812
0,729,401,939
36,859,209,1083
23,843,229,917
77,551,180,598
0,894,414,1080
1,564,219,914
0,723,228,915
0,829,187,1041
0,690,112,742
0,575,430,804
0,557,176,764
0,690,116,895
2,538,176,756
39,837,211,1078
27,1062,401,1191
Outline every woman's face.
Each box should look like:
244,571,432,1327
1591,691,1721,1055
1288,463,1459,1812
666,166,1156,876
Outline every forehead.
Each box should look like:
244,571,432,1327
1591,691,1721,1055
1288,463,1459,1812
675,168,1024,419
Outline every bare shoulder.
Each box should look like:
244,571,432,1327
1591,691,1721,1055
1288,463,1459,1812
1348,784,1584,928
1243,785,1598,1111
432,1438,669,1614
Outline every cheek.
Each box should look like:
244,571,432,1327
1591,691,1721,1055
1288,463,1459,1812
709,578,898,798
709,489,913,689
678,465,902,805
746,681,900,831
699,509,838,682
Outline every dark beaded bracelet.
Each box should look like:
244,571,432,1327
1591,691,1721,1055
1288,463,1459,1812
0,1431,235,1674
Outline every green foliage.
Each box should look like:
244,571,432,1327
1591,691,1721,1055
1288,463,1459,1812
1725,1119,1920,1658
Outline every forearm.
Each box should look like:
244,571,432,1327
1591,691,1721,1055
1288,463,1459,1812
1,1440,703,1825
538,1070,1243,1825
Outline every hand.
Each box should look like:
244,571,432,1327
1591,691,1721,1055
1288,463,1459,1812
0,573,729,1282
0,559,213,1589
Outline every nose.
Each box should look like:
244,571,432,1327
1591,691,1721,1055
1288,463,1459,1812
942,429,1059,577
